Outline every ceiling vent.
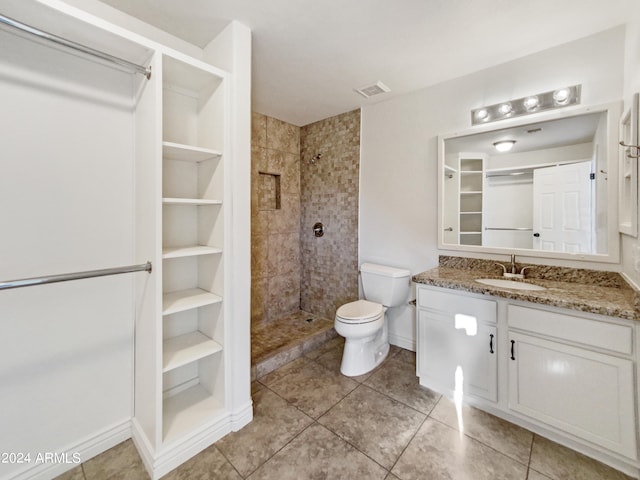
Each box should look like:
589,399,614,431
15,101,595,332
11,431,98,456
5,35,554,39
355,81,391,98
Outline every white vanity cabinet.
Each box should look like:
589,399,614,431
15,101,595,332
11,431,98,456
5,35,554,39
415,283,638,473
507,304,636,459
417,286,498,401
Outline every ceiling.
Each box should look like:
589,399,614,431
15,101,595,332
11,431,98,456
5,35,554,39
97,0,632,126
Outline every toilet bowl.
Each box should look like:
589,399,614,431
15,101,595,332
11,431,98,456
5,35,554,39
335,300,388,376
335,263,411,377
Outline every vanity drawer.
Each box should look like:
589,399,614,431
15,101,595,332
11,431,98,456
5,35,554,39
507,305,632,355
418,286,496,324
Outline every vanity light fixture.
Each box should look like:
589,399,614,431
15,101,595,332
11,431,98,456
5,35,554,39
493,140,516,152
471,85,581,125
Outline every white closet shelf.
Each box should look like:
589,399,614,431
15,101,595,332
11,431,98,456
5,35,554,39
163,198,222,206
163,288,222,316
162,245,222,259
163,331,222,373
163,384,224,443
163,53,225,95
162,141,222,163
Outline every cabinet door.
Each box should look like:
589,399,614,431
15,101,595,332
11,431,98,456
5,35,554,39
508,332,636,459
418,309,497,401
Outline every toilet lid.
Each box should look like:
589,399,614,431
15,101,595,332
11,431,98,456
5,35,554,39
336,300,383,323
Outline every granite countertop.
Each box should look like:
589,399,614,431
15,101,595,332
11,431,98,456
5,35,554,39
412,256,640,321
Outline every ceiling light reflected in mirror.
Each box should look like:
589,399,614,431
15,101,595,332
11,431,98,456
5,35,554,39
493,140,516,152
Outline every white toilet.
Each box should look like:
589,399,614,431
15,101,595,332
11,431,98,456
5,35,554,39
335,263,411,376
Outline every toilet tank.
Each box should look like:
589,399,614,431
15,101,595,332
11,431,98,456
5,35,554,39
360,263,411,307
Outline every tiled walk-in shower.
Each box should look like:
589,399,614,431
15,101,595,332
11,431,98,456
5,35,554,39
251,110,361,373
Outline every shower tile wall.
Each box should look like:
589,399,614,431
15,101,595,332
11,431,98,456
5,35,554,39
251,109,361,326
251,113,301,324
300,109,361,320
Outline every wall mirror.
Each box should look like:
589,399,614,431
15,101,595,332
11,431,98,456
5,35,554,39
438,103,620,263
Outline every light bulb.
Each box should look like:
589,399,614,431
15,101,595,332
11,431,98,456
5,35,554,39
553,88,570,105
498,103,512,115
475,109,489,121
523,96,539,111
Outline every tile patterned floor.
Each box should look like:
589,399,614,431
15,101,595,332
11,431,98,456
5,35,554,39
56,338,634,480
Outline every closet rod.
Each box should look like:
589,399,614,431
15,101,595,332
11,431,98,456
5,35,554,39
0,262,152,291
0,13,152,79
485,227,533,231
485,172,532,178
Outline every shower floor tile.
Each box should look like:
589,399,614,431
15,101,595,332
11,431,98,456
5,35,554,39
251,310,336,378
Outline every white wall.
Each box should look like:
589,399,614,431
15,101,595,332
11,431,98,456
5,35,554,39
360,27,625,349
484,178,534,249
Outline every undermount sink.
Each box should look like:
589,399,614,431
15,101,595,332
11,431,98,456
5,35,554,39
475,278,546,291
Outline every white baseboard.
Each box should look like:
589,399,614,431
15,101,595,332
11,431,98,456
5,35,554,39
130,418,155,479
154,419,233,479
133,411,253,480
3,420,131,480
389,332,415,352
230,401,253,432
3,405,254,480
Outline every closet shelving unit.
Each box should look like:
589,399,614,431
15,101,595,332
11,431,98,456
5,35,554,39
458,154,486,246
130,31,251,479
159,52,228,445
0,3,251,480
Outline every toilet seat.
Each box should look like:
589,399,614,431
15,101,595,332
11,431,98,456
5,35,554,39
336,299,383,324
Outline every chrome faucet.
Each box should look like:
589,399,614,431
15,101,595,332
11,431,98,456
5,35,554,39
495,254,516,275
495,254,532,278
